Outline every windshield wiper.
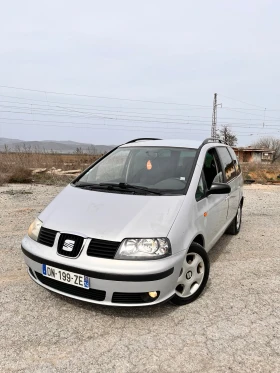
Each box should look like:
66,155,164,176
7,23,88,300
99,182,162,195
74,182,139,194
74,183,104,189
75,182,162,195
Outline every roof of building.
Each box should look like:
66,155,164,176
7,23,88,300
234,146,274,153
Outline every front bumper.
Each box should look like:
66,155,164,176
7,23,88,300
21,235,185,306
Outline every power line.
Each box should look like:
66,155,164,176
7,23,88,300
0,101,215,120
0,102,216,122
0,116,278,133
2,109,280,130
1,100,280,125
3,100,280,122
0,108,216,125
222,107,280,121
2,106,280,128
3,93,280,112
0,85,212,108
0,120,276,137
0,94,214,112
0,87,278,140
218,93,266,109
221,106,280,112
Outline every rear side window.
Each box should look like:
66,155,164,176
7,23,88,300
216,147,237,182
227,147,241,176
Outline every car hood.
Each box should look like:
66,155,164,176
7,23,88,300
39,185,185,241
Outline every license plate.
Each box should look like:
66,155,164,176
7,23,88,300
42,264,89,289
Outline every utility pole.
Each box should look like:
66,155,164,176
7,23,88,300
211,93,222,139
211,93,218,139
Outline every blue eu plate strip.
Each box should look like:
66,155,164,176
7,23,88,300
84,276,89,289
42,264,46,275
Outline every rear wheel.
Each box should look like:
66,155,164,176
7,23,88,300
170,242,210,306
226,202,242,235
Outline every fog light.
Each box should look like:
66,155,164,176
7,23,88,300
148,291,158,298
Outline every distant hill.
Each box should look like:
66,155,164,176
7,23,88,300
0,137,22,146
0,138,114,154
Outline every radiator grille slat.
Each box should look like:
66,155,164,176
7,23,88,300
37,227,57,247
87,238,120,259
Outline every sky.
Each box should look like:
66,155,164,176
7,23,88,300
0,0,279,146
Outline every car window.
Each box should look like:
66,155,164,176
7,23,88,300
216,147,237,182
227,147,241,176
127,147,196,186
77,146,197,194
195,174,206,201
85,149,131,183
203,148,223,189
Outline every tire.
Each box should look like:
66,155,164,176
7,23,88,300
226,202,242,235
169,242,210,306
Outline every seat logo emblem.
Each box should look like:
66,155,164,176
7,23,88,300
63,239,75,252
186,271,192,280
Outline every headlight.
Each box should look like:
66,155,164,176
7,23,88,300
28,218,42,241
116,238,171,260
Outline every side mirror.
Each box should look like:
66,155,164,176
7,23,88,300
206,183,231,196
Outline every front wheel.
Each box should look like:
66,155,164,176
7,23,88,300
170,242,210,306
226,202,242,235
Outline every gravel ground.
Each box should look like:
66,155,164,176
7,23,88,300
1,183,280,373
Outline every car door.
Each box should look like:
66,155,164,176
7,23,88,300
196,148,229,249
216,146,240,223
227,145,243,203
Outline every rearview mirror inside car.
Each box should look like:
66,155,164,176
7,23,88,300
206,183,231,196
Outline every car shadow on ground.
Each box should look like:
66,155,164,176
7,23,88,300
208,233,234,264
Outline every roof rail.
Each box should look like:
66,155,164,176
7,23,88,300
201,138,228,146
125,138,162,144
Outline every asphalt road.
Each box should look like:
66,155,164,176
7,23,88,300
1,184,279,373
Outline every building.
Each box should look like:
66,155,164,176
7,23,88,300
233,147,274,164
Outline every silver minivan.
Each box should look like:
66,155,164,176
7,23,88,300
21,138,243,306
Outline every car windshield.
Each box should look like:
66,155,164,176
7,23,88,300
75,146,197,195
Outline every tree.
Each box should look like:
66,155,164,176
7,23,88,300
252,137,280,163
75,147,83,154
218,126,238,146
86,145,96,155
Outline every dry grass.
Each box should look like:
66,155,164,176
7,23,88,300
241,163,280,183
0,149,102,186
1,149,279,186
7,167,33,183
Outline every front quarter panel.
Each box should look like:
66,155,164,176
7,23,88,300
168,163,206,254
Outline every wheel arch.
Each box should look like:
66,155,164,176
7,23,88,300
192,234,205,248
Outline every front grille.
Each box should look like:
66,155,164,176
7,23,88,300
87,238,120,259
57,234,84,258
112,292,159,304
37,227,57,247
36,272,106,301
